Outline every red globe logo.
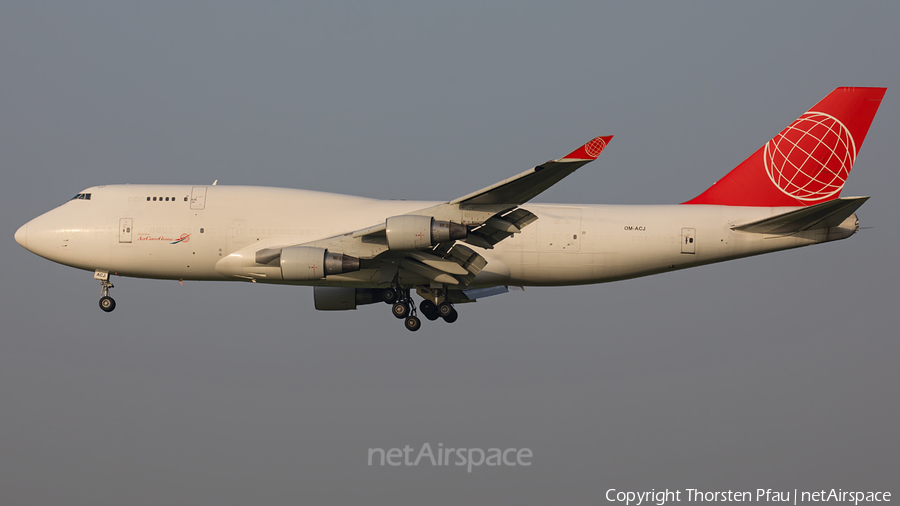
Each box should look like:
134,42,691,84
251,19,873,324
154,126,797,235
583,136,608,158
764,112,856,201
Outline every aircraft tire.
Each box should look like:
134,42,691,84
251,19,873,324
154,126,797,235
392,302,410,319
404,316,421,332
437,302,453,318
442,308,458,323
99,296,116,313
419,300,435,313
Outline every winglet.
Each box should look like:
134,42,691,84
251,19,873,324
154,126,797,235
558,135,613,161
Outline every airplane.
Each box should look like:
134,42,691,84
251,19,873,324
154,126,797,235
14,87,885,331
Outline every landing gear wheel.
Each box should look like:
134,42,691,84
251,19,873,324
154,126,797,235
382,288,398,304
442,307,458,323
392,302,410,319
99,296,116,313
419,300,438,320
404,316,422,332
98,276,116,313
437,302,454,318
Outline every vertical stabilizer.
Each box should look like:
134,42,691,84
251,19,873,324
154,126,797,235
684,87,885,207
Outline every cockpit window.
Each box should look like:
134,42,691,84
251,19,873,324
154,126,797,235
70,193,91,201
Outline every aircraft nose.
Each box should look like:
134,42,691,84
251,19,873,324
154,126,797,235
15,223,27,248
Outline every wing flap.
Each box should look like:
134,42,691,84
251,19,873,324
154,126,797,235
399,259,460,285
462,208,539,249
408,251,470,275
462,286,510,300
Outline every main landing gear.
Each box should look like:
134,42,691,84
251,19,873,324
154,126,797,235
387,287,422,332
384,285,458,331
98,278,116,313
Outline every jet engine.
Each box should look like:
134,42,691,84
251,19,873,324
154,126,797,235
314,287,386,310
385,215,467,250
280,246,360,281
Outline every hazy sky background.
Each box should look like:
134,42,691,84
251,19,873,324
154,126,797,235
2,2,898,504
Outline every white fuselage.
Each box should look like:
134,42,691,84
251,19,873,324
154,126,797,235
17,184,858,289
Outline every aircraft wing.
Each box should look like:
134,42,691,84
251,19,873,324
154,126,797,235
352,134,613,251
234,134,613,289
450,135,613,205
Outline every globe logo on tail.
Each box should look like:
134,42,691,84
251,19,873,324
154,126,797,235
764,112,856,201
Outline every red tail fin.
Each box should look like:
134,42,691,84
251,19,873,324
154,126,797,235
684,87,886,207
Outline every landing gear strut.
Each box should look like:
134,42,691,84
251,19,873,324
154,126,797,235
98,278,116,313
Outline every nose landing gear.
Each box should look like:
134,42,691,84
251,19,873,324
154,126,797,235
98,277,116,313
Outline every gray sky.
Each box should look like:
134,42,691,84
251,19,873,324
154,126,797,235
2,2,898,504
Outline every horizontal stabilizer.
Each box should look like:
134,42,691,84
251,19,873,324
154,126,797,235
733,196,869,234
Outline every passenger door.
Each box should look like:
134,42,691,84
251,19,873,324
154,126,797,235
681,227,696,254
119,218,133,243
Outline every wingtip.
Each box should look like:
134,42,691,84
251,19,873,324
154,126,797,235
559,135,613,161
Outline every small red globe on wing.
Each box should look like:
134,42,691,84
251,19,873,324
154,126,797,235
583,136,609,158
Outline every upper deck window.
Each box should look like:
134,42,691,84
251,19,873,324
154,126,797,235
69,193,91,201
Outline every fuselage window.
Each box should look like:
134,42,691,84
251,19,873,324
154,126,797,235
147,197,151,201
165,197,169,201
153,197,157,201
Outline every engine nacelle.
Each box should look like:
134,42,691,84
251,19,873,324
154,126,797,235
385,215,467,250
280,246,360,281
314,287,386,310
